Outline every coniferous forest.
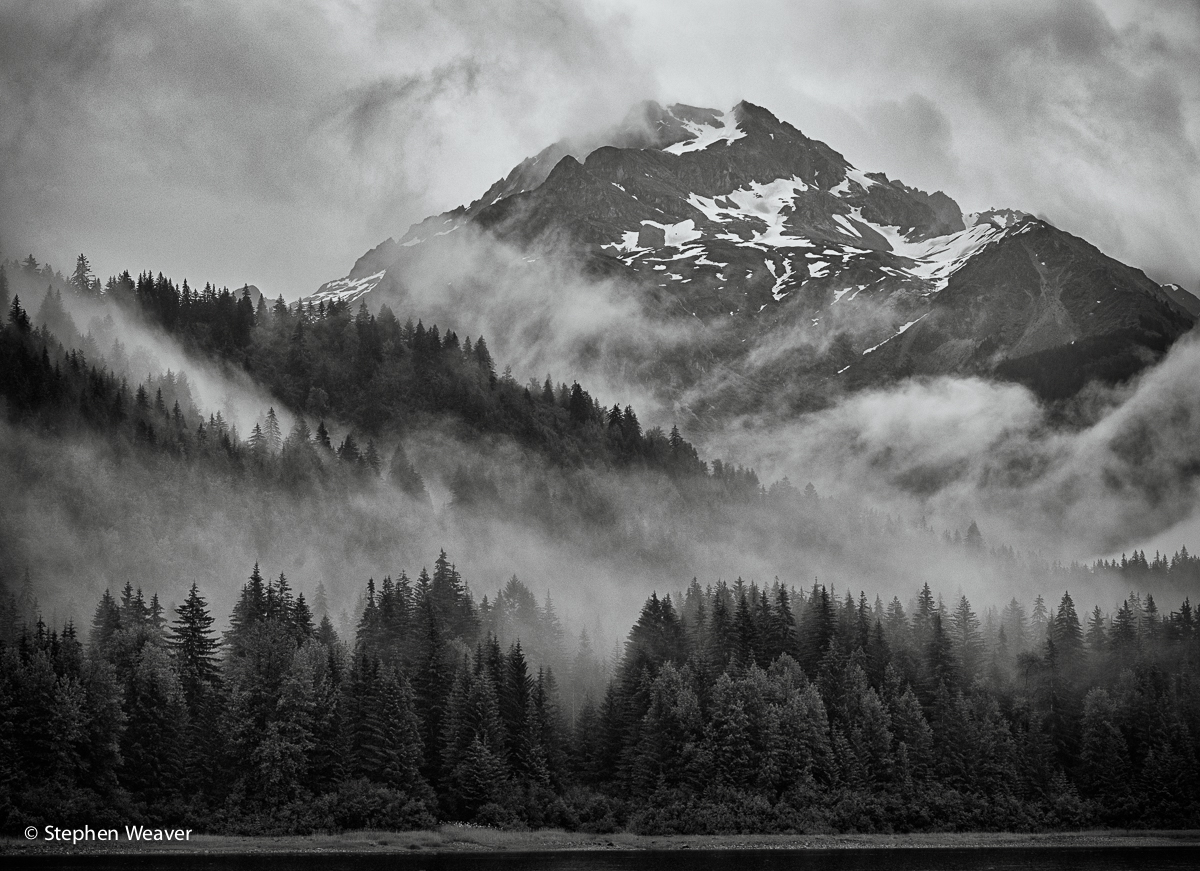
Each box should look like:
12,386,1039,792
1,556,1198,835
2,257,1200,837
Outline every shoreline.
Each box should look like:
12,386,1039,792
3,826,1199,856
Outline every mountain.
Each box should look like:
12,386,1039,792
310,101,1198,419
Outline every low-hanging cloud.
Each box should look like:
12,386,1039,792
4,0,1200,626
372,224,708,419
0,0,653,295
707,330,1200,560
3,0,1196,301
621,0,1200,289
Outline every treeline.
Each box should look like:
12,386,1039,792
1,261,758,498
1073,548,1200,595
0,289,395,492
41,258,716,477
2,555,1197,835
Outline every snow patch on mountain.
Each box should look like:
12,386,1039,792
688,177,816,248
832,285,865,304
663,109,746,155
830,167,879,196
832,214,862,238
647,219,703,247
862,314,928,355
858,217,1016,291
966,208,1032,230
765,258,796,300
311,271,387,306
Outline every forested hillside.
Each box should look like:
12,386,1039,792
3,254,1198,626
1,257,775,628
1,556,1197,835
0,258,715,483
3,256,1200,837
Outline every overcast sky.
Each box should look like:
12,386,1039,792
1,0,1197,298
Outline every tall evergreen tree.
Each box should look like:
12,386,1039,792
170,583,221,712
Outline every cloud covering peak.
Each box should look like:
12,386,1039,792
1,0,1196,299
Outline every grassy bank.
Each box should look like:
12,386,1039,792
3,826,1199,856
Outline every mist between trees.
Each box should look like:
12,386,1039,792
1,551,1197,834
2,255,1200,834
3,254,1195,641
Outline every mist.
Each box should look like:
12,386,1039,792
3,1,1196,299
4,269,1188,647
311,204,1200,574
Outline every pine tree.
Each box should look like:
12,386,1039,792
924,611,957,695
964,520,984,550
316,613,339,646
90,589,122,652
363,439,381,475
567,382,589,424
264,407,282,454
293,592,315,642
389,442,429,502
315,420,332,451
473,336,495,384
344,652,384,780
119,644,187,804
412,569,450,786
1111,598,1137,660
770,583,798,661
913,582,937,641
8,295,31,332
1050,590,1084,666
1078,688,1131,816
798,581,835,675
376,665,428,795
1031,594,1050,646
227,563,267,656
501,641,532,773
951,594,983,680
70,253,94,296
338,433,361,464
313,582,330,620
255,649,318,805
170,583,221,713
621,592,686,691
1002,597,1029,650
248,422,267,455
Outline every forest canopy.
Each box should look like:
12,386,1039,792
1,555,1197,835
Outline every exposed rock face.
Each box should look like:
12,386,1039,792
309,100,1197,420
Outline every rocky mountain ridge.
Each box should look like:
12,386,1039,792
309,101,1196,419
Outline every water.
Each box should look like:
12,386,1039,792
11,847,1199,871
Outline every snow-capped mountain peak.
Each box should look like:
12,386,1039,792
308,100,1196,418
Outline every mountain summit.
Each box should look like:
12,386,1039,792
311,101,1197,417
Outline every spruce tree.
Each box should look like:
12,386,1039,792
1051,591,1084,666
170,582,221,713
8,295,31,332
264,407,283,454
293,592,315,642
90,589,122,652
951,594,982,680
798,581,835,675
1031,594,1050,645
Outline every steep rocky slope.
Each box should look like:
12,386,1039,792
309,101,1196,420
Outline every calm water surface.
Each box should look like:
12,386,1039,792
11,847,1200,871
